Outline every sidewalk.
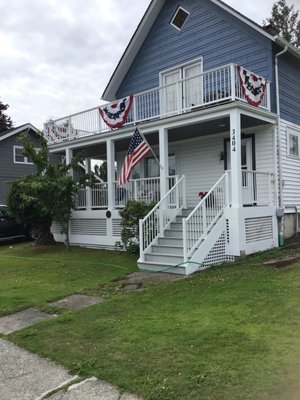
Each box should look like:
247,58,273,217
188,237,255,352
0,338,141,399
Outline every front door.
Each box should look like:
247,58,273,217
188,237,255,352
226,137,255,204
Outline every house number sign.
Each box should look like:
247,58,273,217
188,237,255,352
231,128,236,152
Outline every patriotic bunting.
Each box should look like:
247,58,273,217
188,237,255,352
237,65,267,107
119,128,150,186
99,95,133,129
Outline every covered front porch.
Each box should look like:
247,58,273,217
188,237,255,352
49,101,278,271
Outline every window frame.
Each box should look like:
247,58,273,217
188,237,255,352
287,128,300,159
13,145,39,165
170,6,190,31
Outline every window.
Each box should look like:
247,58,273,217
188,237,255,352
170,7,189,31
145,154,176,177
287,128,300,158
13,146,38,164
160,58,203,114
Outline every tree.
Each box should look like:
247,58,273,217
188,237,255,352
94,161,107,182
7,134,94,249
264,0,300,48
0,99,13,132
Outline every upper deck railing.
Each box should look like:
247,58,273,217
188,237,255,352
44,63,270,144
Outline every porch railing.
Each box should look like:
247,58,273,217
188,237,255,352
139,175,186,261
226,170,275,206
242,170,275,206
183,172,228,261
74,176,178,210
44,63,270,144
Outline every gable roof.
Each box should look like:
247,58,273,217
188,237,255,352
0,123,40,142
102,0,300,102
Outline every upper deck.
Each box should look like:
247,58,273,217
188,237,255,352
44,63,270,145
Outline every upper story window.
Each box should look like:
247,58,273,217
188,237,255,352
170,7,189,31
287,128,300,158
13,146,37,164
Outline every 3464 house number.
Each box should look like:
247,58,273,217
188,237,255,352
231,129,236,152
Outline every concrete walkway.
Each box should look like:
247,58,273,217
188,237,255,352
0,339,142,399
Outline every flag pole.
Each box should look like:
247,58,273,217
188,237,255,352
138,128,163,170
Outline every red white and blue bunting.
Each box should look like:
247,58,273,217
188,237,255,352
237,65,267,107
99,95,133,129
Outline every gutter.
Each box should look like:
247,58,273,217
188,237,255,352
275,45,288,246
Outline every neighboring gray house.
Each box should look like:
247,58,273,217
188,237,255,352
0,123,41,203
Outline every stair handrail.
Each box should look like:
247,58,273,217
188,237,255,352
183,172,229,260
139,175,186,262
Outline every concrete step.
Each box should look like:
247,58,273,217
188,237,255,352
151,244,183,255
145,252,184,265
137,260,187,275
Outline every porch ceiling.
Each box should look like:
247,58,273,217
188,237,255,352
71,114,272,158
168,115,271,143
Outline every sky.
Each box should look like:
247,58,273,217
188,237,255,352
0,0,299,130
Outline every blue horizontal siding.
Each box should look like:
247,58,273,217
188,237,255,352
116,0,274,110
278,52,300,125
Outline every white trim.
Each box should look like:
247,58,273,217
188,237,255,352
159,57,203,84
13,145,40,165
287,126,300,159
0,123,39,142
170,6,190,31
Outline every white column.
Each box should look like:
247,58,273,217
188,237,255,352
106,139,115,210
159,127,169,200
228,109,245,256
85,158,92,210
230,109,242,207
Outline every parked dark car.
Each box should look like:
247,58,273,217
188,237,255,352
0,205,28,241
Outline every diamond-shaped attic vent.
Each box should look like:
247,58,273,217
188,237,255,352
171,7,189,30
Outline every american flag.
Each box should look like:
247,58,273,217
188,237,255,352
119,128,150,185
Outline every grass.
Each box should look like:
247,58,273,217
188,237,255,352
0,241,137,316
1,242,300,399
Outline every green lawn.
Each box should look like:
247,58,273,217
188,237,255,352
1,242,300,399
0,241,137,316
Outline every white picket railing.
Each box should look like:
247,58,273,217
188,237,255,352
44,63,270,144
241,170,275,206
183,172,228,261
74,176,178,210
139,175,186,261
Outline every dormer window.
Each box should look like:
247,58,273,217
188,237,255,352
170,7,189,31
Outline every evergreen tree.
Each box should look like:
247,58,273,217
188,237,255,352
0,99,13,132
264,0,300,48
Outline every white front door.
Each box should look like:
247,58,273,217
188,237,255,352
227,137,254,204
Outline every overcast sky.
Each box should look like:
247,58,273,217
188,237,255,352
0,0,299,130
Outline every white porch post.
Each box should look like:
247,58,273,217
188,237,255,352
106,139,115,209
159,127,169,233
230,109,242,207
65,148,73,170
159,127,169,199
227,109,245,255
85,158,92,210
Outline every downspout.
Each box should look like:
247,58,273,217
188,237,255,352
275,45,288,246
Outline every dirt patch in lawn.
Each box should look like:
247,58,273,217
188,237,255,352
263,254,300,268
114,271,185,289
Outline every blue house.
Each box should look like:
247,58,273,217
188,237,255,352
44,0,300,274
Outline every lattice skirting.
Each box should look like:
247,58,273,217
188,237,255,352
202,232,234,268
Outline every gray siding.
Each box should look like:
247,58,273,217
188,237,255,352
116,0,274,111
0,132,40,203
